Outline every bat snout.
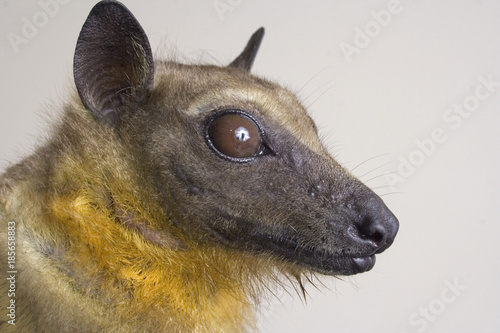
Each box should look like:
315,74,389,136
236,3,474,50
344,195,399,255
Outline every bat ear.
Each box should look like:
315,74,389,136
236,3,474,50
73,0,154,130
228,27,265,72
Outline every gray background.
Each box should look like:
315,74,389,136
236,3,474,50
1,1,499,332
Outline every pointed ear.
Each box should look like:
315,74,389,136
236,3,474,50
73,0,154,129
229,27,265,72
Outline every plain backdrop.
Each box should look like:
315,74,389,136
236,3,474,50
1,1,499,332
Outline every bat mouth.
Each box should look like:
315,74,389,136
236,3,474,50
208,223,377,276
250,232,377,276
204,208,386,276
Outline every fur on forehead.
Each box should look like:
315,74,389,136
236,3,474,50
152,60,324,154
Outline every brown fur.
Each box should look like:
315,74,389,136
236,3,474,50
0,1,398,332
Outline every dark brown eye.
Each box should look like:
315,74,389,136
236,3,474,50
208,113,262,158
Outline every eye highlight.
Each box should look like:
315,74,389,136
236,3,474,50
207,112,267,159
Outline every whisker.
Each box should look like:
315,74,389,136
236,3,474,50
369,185,399,191
296,66,330,95
350,153,392,172
362,171,399,184
378,191,404,197
304,82,336,109
356,161,394,180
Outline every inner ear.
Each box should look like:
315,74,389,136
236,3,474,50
229,27,265,72
73,0,154,129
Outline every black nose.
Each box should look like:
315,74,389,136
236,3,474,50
347,195,399,254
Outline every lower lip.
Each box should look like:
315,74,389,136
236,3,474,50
352,255,376,273
310,255,376,276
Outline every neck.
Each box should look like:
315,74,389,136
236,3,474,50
9,109,302,331
38,144,270,332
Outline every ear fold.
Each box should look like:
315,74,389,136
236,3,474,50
229,27,265,72
73,0,154,129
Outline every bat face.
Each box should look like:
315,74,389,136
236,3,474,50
124,62,398,276
72,1,398,276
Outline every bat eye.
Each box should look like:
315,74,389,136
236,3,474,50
207,113,263,159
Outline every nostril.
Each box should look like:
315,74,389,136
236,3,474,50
369,230,384,245
358,218,386,246
346,217,390,251
347,224,379,247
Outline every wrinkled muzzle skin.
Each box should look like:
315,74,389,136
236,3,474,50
129,63,399,276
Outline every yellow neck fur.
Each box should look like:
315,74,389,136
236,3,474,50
41,135,268,332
